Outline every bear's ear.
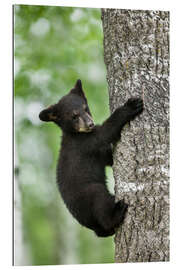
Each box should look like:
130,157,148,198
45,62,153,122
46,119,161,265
70,79,86,100
74,79,83,91
39,105,58,122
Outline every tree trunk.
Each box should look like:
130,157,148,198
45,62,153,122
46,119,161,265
101,9,169,263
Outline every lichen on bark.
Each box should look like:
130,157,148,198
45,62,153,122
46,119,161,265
101,9,169,262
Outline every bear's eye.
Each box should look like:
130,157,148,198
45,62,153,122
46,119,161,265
72,113,79,120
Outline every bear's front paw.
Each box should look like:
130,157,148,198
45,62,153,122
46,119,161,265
125,97,144,118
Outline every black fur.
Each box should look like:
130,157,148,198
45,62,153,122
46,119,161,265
39,79,143,237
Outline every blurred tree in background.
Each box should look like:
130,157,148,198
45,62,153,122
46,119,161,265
14,5,114,265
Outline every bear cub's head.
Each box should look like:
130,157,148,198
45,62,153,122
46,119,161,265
39,79,94,134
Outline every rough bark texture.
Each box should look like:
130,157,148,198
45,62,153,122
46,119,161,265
101,9,169,262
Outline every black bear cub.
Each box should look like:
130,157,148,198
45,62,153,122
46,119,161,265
39,79,143,237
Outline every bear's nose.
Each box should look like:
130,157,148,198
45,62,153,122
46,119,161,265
88,122,94,129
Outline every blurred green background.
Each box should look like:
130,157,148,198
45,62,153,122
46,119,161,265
14,5,115,265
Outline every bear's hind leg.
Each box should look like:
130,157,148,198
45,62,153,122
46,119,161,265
94,227,115,237
92,185,128,235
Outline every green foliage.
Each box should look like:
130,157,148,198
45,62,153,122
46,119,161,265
15,4,114,265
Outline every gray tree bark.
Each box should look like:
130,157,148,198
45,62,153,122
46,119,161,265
101,9,169,263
